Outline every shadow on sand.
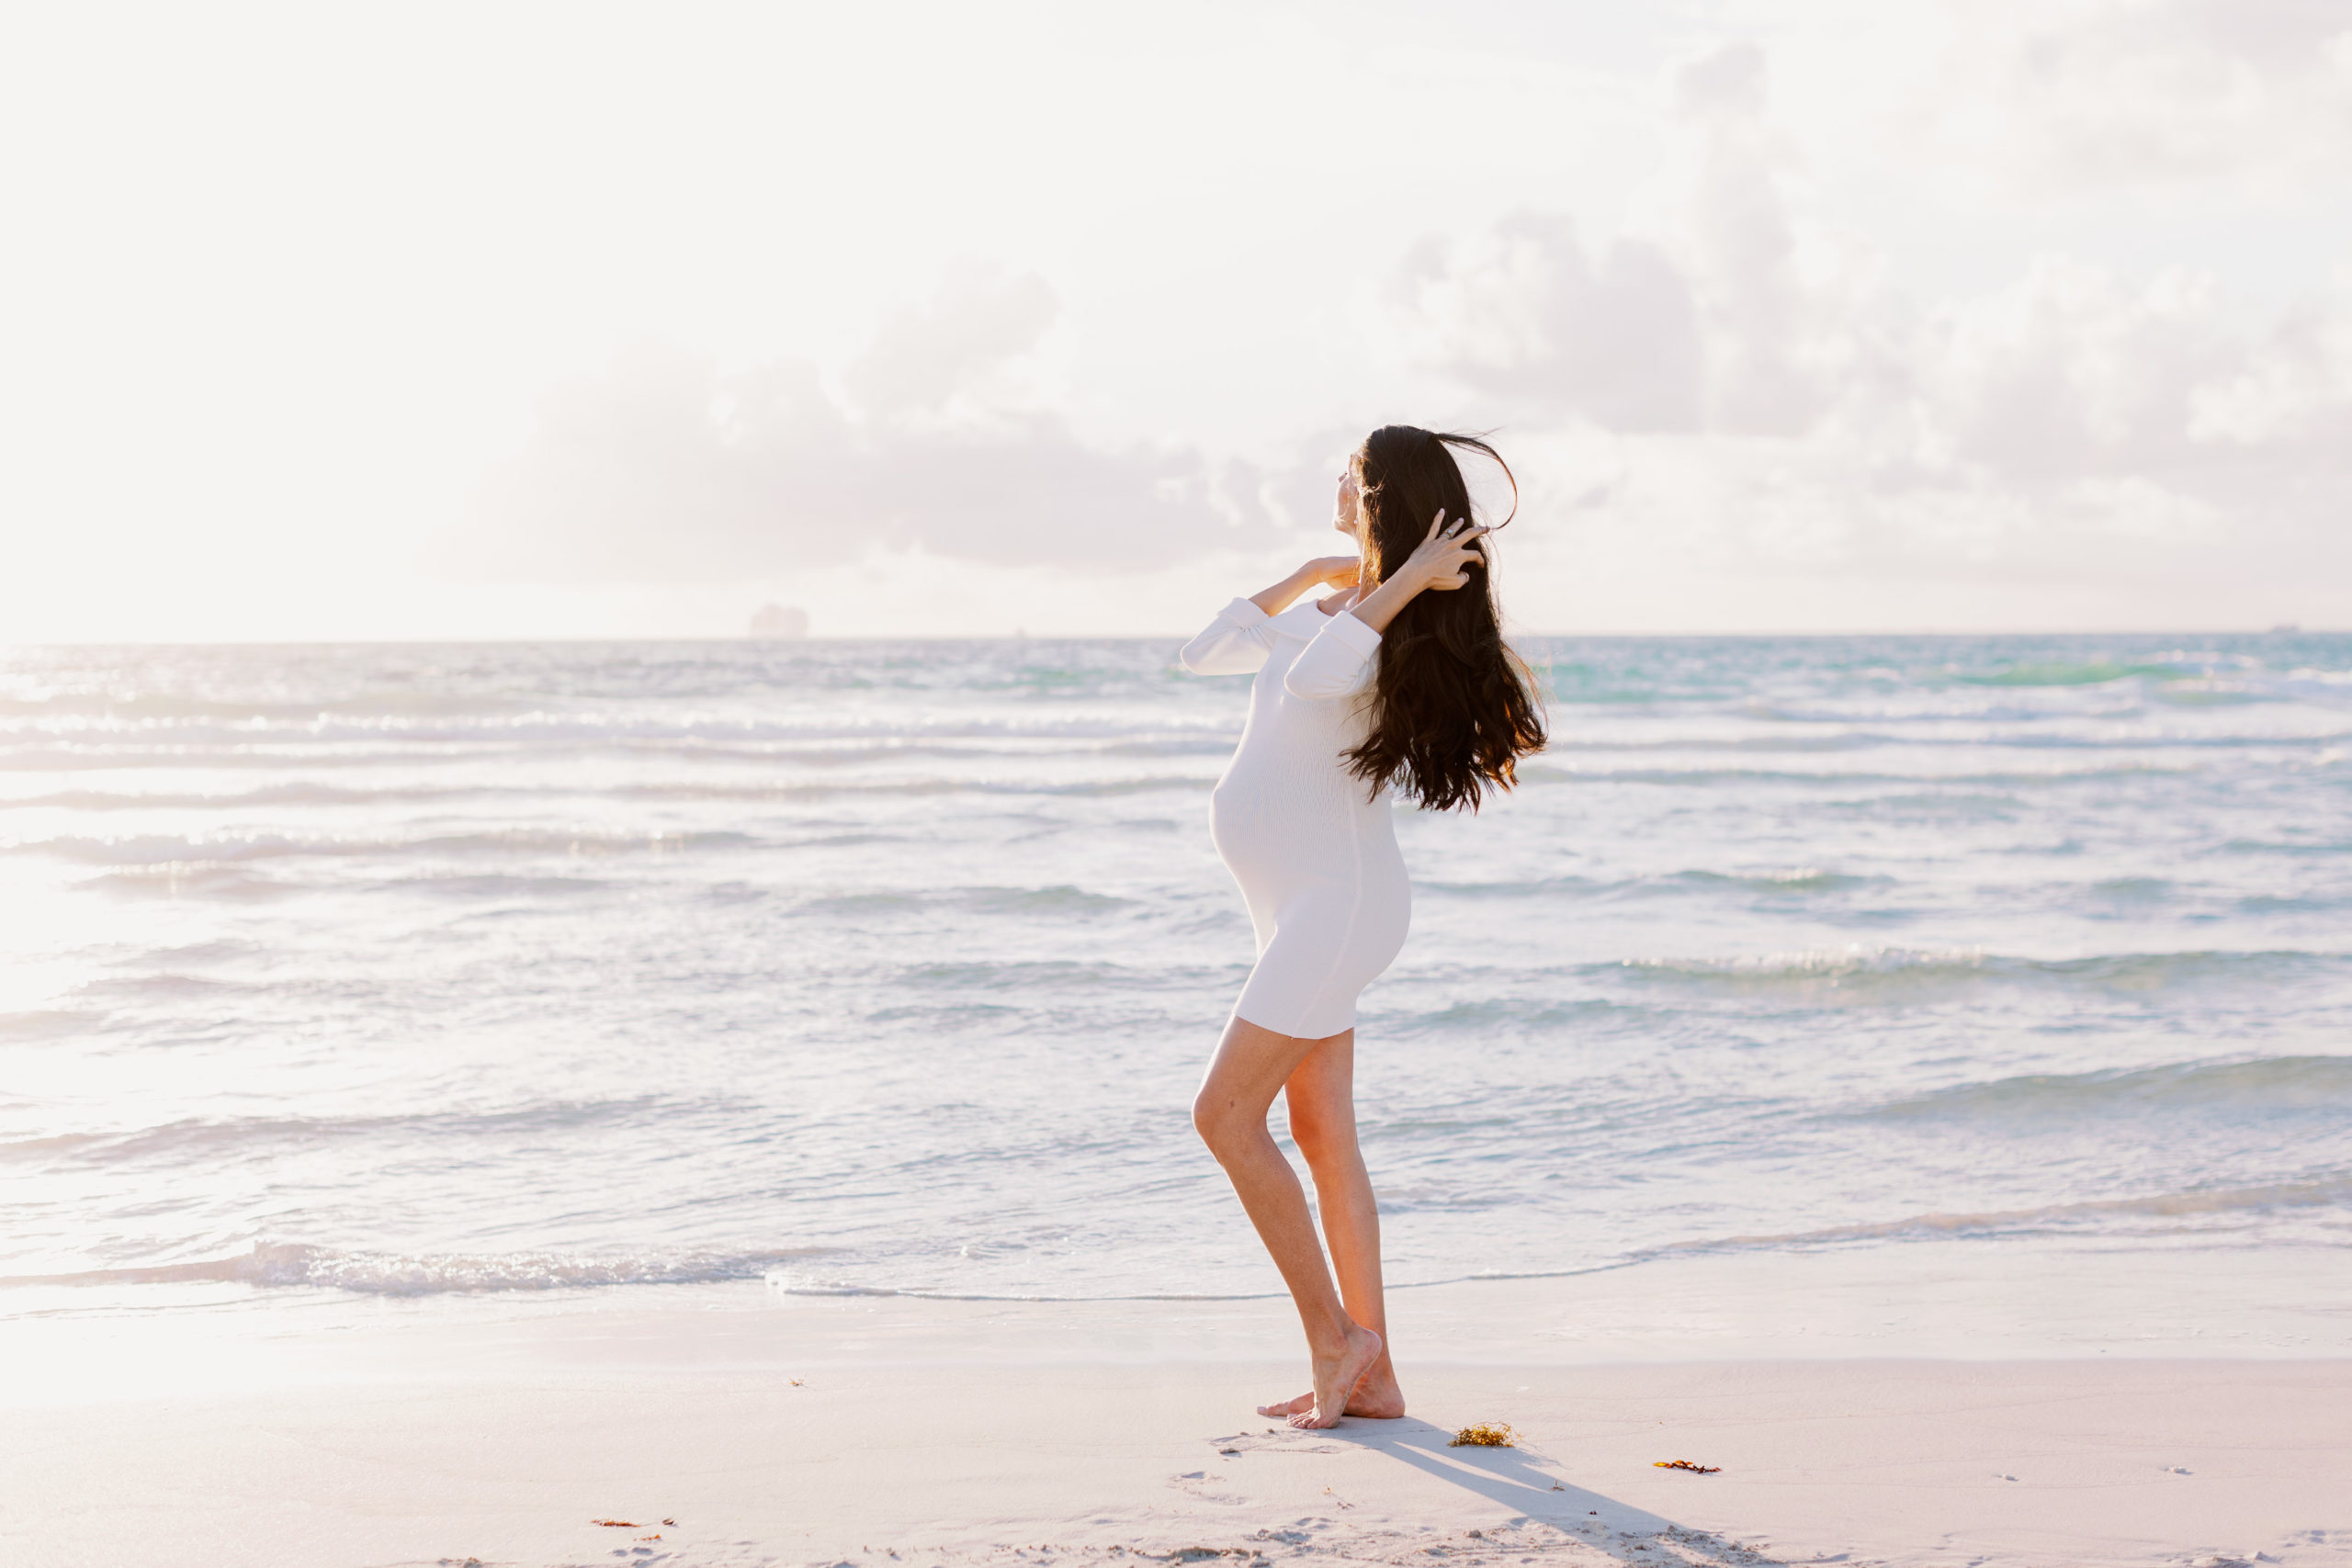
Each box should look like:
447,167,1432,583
1219,1416,1788,1567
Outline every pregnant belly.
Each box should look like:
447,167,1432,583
1211,773,1381,894
1213,776,1315,854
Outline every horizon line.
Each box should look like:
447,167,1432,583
4,626,2342,650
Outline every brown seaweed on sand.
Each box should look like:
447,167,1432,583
1654,1460,1721,1473
1449,1424,1516,1448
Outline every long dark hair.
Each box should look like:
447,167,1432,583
1343,426,1546,812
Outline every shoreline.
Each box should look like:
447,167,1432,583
5,1254,2347,1568
7,1233,2345,1374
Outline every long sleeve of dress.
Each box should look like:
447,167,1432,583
1179,596,1279,675
1282,609,1384,700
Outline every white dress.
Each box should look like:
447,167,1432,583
1180,596,1411,1039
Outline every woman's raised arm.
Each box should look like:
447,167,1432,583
1178,558,1359,675
1249,557,1360,618
1282,609,1385,700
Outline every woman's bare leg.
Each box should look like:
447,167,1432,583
1193,1013,1384,1429
1254,1030,1406,1419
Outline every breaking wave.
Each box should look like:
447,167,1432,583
1678,1177,2352,1252
0,1241,837,1294
1615,946,2349,1001
1849,1055,2352,1122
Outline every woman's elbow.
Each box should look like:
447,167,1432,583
1282,663,1366,702
1177,638,1221,675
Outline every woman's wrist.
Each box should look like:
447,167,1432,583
1389,562,1437,602
1249,571,1311,616
1345,568,1421,634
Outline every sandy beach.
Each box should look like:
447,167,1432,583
7,1251,2346,1568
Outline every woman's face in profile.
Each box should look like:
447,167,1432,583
1332,468,1363,541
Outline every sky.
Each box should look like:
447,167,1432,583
2,0,2348,641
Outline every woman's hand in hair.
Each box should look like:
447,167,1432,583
1403,509,1489,591
1344,510,1487,634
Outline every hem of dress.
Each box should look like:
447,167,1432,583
1228,998,1356,1042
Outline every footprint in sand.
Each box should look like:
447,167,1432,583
1212,1430,1349,1456
1167,1470,1248,1506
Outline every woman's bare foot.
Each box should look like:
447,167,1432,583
1286,1324,1384,1429
1254,1359,1406,1420
1342,1361,1406,1417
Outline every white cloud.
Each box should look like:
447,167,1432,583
1394,28,2352,628
1396,217,1704,432
1872,0,2352,197
442,269,1291,583
842,265,1061,419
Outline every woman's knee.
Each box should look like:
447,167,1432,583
1287,1107,1359,1172
1192,1089,1250,1156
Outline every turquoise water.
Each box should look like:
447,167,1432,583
1,633,2347,1307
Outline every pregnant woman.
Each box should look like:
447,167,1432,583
1180,425,1546,1428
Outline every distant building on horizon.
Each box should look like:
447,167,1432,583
749,604,809,639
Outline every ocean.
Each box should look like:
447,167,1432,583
3,632,2348,1319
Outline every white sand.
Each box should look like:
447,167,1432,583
4,1249,2347,1568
